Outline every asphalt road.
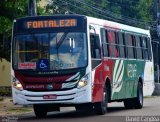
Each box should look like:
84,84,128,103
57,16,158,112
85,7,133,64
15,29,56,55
2,96,160,122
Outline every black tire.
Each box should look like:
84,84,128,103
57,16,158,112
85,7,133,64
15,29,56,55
124,99,134,109
94,85,108,115
33,104,47,118
134,82,143,109
124,82,143,109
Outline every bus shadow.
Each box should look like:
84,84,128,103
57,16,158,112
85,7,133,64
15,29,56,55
18,106,127,121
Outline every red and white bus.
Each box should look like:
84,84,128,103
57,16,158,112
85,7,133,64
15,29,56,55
11,15,155,117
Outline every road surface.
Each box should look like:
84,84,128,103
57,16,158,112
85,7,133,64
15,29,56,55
1,96,160,122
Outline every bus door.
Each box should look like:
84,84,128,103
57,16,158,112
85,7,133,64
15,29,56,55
90,28,105,101
90,33,102,69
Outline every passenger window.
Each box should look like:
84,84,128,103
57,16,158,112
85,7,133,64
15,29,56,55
115,32,119,57
118,32,125,58
147,37,152,60
129,35,134,58
103,30,110,57
142,37,149,60
132,35,137,58
90,34,101,59
107,31,117,57
136,36,143,59
125,33,134,58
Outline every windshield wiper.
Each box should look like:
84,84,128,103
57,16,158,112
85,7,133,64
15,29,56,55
56,32,68,49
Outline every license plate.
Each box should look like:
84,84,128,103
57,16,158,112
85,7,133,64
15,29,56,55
43,94,57,99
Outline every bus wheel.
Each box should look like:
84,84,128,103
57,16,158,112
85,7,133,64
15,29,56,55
94,85,108,115
124,82,143,109
124,99,134,109
33,104,47,118
134,82,143,109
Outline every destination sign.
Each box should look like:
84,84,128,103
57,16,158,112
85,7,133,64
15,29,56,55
26,19,77,29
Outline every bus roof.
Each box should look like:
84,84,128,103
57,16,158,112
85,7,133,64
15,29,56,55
14,14,150,36
87,16,150,36
14,14,86,21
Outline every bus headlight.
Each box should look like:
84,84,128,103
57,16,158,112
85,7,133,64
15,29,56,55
77,74,89,89
12,76,23,91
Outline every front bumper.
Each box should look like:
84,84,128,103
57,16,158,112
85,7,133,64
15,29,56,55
12,87,91,105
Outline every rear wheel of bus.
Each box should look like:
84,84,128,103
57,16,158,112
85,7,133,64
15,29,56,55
94,85,108,115
134,82,143,109
124,82,143,109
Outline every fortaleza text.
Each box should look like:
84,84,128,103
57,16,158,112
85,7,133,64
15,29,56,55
26,19,77,29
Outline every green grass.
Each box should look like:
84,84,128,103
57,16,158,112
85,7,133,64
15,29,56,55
8,107,32,113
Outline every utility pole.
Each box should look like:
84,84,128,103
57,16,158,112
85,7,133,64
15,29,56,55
28,0,37,16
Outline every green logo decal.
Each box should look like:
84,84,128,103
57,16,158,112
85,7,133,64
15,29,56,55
127,64,137,78
112,60,124,96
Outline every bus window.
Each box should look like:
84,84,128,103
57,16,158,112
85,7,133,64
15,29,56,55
103,30,110,57
15,34,48,63
132,35,137,59
135,36,143,59
118,32,125,58
100,28,109,57
147,37,152,60
115,32,119,57
130,35,136,59
142,37,149,60
125,33,134,58
90,34,101,59
107,31,117,57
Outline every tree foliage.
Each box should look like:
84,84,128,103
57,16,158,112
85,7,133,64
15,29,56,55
47,0,154,28
0,0,28,35
136,0,153,23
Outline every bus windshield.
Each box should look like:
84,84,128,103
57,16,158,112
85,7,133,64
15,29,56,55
13,32,87,70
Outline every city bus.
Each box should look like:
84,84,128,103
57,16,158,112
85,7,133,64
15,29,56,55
11,14,155,117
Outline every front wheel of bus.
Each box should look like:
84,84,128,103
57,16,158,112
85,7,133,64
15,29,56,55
134,82,143,109
33,104,47,118
94,85,108,115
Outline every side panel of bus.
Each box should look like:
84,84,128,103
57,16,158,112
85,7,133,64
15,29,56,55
89,22,154,103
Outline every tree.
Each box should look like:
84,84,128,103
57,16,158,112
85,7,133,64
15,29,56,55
0,0,27,61
48,0,154,28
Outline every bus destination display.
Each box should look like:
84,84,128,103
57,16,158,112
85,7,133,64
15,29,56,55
26,19,77,29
